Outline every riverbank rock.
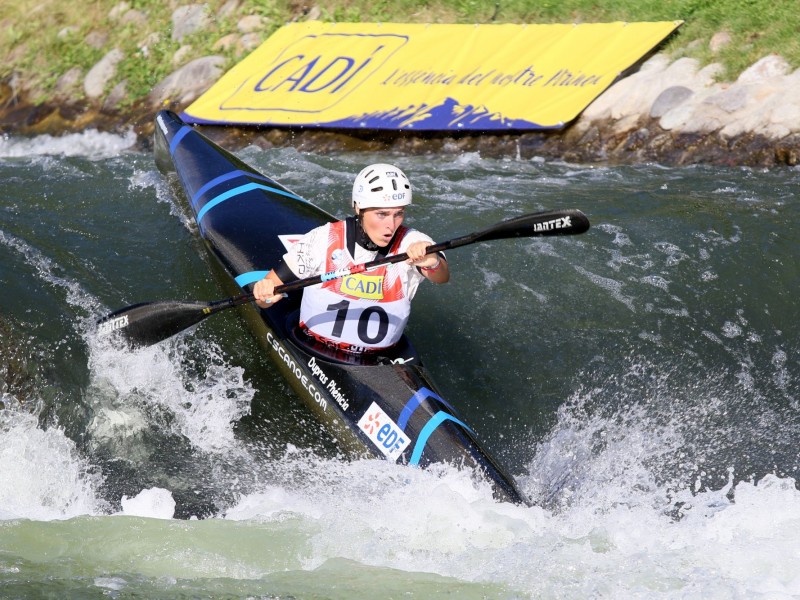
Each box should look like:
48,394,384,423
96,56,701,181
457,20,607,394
514,52,800,166
84,48,125,99
172,4,211,42
148,55,226,108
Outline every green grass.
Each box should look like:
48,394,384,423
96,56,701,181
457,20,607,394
1,0,798,107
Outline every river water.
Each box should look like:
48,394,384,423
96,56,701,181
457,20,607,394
1,127,798,598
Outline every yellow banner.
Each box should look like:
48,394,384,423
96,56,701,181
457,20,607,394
183,21,681,131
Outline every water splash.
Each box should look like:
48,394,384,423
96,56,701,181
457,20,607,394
86,334,253,454
120,488,177,519
0,129,136,160
0,409,106,520
0,213,258,518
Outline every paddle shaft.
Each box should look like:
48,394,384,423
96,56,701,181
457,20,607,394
98,208,589,345
192,238,455,315
212,208,587,309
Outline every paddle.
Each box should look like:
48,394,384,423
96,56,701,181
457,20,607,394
97,208,590,347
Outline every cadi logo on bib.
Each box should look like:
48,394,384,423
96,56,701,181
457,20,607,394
341,273,384,300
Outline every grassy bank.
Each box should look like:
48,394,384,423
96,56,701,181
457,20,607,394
1,0,798,107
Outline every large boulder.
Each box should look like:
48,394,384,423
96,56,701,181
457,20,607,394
84,48,125,99
148,55,225,107
172,4,211,42
582,55,723,123
659,55,798,139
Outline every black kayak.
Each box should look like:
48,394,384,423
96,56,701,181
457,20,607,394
150,110,536,504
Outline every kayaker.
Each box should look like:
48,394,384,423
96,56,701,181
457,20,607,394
253,163,449,354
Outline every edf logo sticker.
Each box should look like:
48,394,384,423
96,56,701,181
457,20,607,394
357,402,410,461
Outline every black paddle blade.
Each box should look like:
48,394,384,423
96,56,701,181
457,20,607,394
474,209,590,243
96,300,216,347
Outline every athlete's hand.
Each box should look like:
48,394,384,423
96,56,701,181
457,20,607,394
253,276,284,308
405,241,438,268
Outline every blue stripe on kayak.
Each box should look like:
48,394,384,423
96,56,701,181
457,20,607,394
397,387,457,431
191,170,273,208
235,271,269,288
169,125,193,156
196,182,306,223
409,411,474,466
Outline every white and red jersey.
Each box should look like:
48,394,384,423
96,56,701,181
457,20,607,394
282,219,433,350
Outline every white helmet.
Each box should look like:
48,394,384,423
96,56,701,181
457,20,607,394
352,163,412,210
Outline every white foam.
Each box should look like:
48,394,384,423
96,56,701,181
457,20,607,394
574,265,637,311
87,336,253,453
214,442,800,597
0,129,136,159
0,410,105,520
119,488,176,519
222,451,549,575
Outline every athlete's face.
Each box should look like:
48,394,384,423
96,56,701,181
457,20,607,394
359,207,406,247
